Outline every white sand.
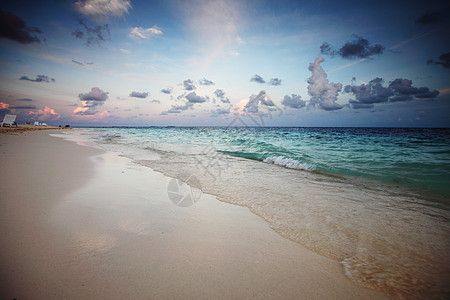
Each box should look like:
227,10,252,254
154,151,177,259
0,131,387,299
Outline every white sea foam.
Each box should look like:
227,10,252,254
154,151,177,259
263,156,316,171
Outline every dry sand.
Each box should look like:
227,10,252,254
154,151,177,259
0,124,71,135
0,131,388,299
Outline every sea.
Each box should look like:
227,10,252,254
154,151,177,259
55,127,450,299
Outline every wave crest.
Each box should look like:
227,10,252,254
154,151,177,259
263,156,315,171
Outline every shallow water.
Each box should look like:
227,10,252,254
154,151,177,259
55,127,450,298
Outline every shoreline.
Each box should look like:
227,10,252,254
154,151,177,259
0,130,387,299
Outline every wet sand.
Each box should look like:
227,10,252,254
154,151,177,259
0,131,387,299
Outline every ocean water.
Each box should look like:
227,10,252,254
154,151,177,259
57,127,450,298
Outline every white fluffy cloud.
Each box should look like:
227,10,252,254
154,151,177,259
129,27,163,40
307,56,343,111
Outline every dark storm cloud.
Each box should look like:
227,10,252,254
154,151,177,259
389,78,440,101
320,35,385,59
250,74,265,84
345,77,440,108
0,9,44,44
20,75,55,83
183,79,196,91
269,78,282,86
415,12,441,26
199,78,215,85
72,19,110,47
129,91,149,98
213,89,230,103
427,52,450,69
344,78,392,107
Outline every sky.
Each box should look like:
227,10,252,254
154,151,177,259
0,0,449,127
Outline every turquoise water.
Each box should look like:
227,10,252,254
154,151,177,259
95,127,450,198
58,127,450,298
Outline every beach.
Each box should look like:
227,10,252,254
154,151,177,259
0,130,388,299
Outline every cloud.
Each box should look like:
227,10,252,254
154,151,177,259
72,19,110,47
27,106,60,122
161,91,208,114
307,56,343,111
320,35,385,60
0,102,11,114
79,87,108,102
129,26,162,40
9,105,36,109
149,100,160,104
20,74,55,83
344,77,440,108
269,78,282,86
344,78,392,109
244,90,273,113
161,87,173,94
389,78,439,101
214,89,230,103
250,74,265,84
260,97,274,106
183,79,196,91
0,9,44,44
72,59,84,65
16,98,33,101
415,12,441,26
162,102,194,114
210,106,230,116
185,92,208,103
129,91,149,98
74,0,131,21
282,94,306,109
427,52,450,69
120,48,131,54
199,78,215,85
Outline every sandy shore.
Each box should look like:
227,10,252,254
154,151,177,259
0,131,387,299
0,124,72,135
